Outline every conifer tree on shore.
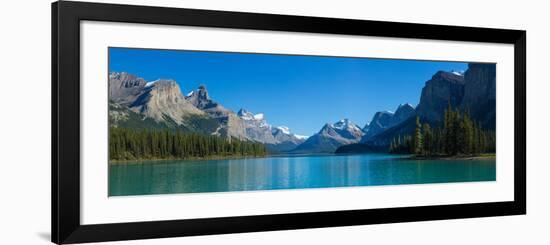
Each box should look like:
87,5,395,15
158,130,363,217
109,127,267,161
389,106,495,156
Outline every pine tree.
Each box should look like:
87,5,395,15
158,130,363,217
108,127,267,161
422,123,432,156
413,116,423,156
388,106,495,157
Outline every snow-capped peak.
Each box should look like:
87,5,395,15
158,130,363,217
332,119,348,130
294,134,309,140
236,108,308,141
332,118,361,132
253,113,264,121
238,109,265,122
237,108,255,120
273,126,309,140
276,126,291,135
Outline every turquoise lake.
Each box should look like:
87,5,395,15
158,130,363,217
109,154,496,196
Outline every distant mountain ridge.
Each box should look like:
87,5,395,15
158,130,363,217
109,62,496,155
362,103,416,141
185,85,248,139
109,72,304,151
236,108,306,152
292,119,364,153
342,63,497,153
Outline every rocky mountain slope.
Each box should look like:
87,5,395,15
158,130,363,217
130,79,205,125
237,109,306,152
110,62,496,155
362,103,416,141
460,63,496,128
108,72,147,105
338,63,496,153
292,119,364,153
416,64,496,128
109,72,305,150
185,85,248,139
109,72,205,127
416,71,465,122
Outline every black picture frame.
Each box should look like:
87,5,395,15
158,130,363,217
52,1,526,244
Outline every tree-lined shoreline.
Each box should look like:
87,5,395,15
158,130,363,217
389,105,496,158
109,127,267,161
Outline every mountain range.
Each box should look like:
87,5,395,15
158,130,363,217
361,103,416,141
109,62,496,154
292,119,364,153
344,63,496,152
237,108,307,152
109,72,305,153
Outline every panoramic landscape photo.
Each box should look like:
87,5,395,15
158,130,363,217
108,47,496,197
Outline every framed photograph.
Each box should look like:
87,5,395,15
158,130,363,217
52,1,526,244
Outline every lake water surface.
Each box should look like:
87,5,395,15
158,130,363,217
109,154,496,196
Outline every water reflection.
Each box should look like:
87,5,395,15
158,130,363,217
109,154,496,196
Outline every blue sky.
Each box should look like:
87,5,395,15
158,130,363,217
109,47,467,136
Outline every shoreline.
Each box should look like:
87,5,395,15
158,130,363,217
109,154,267,164
109,153,496,164
109,152,352,164
406,154,496,161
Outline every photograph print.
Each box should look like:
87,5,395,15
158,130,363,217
108,47,496,197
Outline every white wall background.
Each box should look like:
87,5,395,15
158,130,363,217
0,0,547,244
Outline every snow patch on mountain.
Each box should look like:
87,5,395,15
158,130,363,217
237,108,306,150
452,70,465,76
294,134,309,140
144,80,159,87
253,113,264,120
276,126,291,134
332,119,362,133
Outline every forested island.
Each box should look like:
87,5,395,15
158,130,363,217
109,127,267,161
388,106,495,158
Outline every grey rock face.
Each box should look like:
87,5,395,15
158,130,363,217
237,108,306,150
238,109,277,144
293,119,363,153
415,65,495,128
361,63,496,148
186,85,219,111
272,126,305,145
186,85,248,139
108,72,147,105
129,79,205,125
109,73,205,126
108,102,130,124
460,63,496,128
416,71,465,122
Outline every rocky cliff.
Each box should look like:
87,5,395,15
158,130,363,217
460,63,496,128
129,80,205,125
416,71,465,122
416,65,496,128
237,109,306,152
108,72,147,105
185,85,248,139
